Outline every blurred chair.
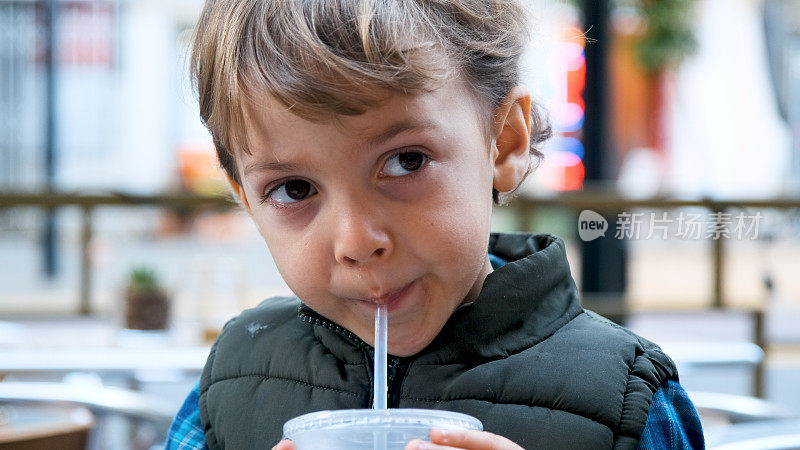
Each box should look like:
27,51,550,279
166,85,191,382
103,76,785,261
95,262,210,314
0,381,176,450
0,404,93,450
0,382,175,425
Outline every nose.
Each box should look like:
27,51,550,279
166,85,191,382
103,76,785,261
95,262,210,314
332,207,392,267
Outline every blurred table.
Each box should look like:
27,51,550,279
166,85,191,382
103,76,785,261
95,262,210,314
0,318,209,380
0,346,208,378
0,320,763,377
706,419,800,449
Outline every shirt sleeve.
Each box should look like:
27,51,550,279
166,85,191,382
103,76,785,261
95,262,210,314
165,380,209,450
637,379,705,450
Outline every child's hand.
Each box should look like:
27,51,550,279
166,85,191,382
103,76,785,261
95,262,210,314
406,429,523,450
272,429,523,450
271,440,296,450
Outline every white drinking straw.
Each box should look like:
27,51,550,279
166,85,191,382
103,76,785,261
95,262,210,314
373,304,388,410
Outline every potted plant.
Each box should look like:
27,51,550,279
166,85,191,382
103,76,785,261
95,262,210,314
123,266,170,331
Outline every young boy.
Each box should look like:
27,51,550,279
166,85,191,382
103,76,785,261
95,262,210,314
167,0,704,449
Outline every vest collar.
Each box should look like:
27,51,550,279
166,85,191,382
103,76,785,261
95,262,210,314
298,233,584,365
414,233,584,364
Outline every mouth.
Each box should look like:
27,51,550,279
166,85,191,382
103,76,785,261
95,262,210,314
355,279,418,312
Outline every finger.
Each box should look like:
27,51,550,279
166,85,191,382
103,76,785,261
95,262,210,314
430,429,521,450
405,439,426,450
272,439,296,450
404,439,460,450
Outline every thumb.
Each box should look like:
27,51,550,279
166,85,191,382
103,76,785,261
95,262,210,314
272,439,296,450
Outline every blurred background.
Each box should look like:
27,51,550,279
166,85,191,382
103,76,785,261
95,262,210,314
1,0,799,448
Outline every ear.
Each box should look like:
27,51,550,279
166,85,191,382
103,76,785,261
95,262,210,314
491,86,531,194
226,174,252,213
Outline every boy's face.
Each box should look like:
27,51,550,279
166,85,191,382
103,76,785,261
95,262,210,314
233,79,529,356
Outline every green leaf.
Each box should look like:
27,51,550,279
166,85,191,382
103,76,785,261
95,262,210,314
127,266,161,291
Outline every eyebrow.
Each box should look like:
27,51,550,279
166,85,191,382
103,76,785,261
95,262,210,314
243,160,301,177
368,119,438,148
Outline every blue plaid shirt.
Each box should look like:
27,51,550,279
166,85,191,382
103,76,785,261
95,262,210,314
165,379,703,449
166,383,207,450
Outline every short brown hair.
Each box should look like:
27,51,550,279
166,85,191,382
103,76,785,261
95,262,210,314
190,0,551,203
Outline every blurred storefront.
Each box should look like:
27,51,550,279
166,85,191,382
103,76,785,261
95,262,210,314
0,0,218,196
764,0,800,191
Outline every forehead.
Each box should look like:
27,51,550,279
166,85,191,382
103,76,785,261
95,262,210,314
239,78,489,156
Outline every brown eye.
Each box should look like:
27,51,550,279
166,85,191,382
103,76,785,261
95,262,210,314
383,152,427,176
267,179,317,204
398,152,423,171
285,180,312,200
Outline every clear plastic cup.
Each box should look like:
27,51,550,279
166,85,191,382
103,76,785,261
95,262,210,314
282,408,483,450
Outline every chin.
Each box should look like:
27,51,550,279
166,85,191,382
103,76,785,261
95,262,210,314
388,333,433,357
389,347,422,358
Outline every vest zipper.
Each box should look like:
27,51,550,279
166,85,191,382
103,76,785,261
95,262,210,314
368,352,411,408
298,306,411,408
298,307,370,348
387,356,410,408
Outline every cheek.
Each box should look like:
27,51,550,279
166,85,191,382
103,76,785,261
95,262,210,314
255,222,326,294
422,169,493,255
270,247,331,306
441,158,494,217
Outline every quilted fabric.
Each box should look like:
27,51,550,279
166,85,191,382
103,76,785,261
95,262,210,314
198,233,678,449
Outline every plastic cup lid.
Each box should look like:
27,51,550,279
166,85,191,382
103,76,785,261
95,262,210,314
283,408,483,435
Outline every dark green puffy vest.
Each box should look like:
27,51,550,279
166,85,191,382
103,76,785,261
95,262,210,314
199,233,678,449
